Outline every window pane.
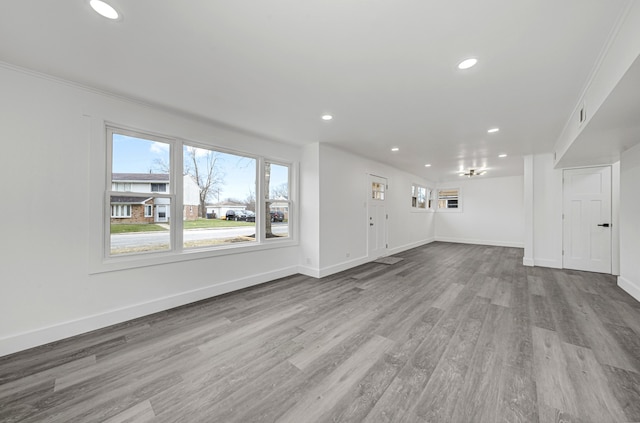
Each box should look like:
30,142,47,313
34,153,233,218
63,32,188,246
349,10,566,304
372,182,385,200
110,196,170,255
112,133,170,177
266,163,289,199
183,145,257,249
266,202,289,239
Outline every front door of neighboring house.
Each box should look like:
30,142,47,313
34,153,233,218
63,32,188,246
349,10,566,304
368,174,388,259
563,166,612,273
155,204,168,223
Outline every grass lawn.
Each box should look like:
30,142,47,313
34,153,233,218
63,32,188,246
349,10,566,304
111,218,253,234
110,223,167,234
183,218,254,229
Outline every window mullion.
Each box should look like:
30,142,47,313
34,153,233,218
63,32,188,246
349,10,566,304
256,157,265,243
173,140,183,251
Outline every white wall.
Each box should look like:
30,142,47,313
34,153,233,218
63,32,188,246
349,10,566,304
298,143,321,276
522,154,564,268
0,65,302,357
555,1,640,164
435,175,524,248
619,143,640,301
313,144,435,277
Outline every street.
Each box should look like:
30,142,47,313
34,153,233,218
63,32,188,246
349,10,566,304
110,223,289,250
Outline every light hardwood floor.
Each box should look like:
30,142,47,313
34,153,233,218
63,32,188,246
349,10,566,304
1,242,640,423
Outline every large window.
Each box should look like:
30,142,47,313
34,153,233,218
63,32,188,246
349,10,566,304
105,126,293,261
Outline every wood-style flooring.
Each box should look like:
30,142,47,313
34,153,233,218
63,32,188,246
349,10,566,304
1,242,640,422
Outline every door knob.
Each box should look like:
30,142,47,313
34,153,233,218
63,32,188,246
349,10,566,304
597,223,610,227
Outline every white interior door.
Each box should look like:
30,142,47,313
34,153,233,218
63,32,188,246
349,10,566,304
563,166,611,273
368,175,387,259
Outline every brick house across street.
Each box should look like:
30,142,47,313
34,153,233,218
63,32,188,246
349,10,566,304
110,173,201,224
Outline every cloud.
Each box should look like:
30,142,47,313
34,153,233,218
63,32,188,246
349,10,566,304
150,142,170,155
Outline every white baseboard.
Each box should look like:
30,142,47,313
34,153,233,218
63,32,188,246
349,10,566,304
297,265,320,278
0,266,299,358
434,236,524,249
618,276,640,302
533,258,563,269
523,257,535,266
387,238,435,255
317,256,371,278
310,238,436,279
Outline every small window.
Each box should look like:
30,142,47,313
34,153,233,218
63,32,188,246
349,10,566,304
144,205,153,217
437,188,460,210
151,183,167,192
411,184,427,209
372,181,385,200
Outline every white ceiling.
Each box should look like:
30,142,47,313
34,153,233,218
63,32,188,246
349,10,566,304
0,0,631,181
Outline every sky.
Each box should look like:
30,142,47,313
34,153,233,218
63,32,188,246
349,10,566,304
112,134,288,202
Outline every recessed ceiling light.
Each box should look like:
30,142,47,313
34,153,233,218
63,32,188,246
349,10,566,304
424,164,432,167
487,127,500,133
457,58,478,70
89,0,120,20
321,114,333,121
498,154,507,158
391,147,399,152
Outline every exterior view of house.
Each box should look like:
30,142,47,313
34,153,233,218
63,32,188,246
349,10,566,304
110,173,200,223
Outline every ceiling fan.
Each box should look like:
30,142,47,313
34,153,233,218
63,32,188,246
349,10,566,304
460,168,486,177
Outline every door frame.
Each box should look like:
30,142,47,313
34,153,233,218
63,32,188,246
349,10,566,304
561,165,614,274
367,173,388,259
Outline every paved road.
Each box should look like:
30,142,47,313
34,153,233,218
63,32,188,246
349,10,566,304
111,223,288,249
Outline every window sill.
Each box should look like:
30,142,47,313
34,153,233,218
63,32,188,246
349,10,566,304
90,237,298,274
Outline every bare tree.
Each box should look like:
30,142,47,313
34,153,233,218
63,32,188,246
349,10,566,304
270,182,288,200
244,190,256,212
154,147,225,218
185,147,225,218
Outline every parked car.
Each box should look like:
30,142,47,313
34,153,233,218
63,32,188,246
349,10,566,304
244,210,255,222
225,210,237,220
235,210,248,221
270,211,284,222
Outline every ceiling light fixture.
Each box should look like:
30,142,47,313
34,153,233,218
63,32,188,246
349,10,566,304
391,147,399,152
321,114,333,121
461,169,486,177
487,127,500,133
457,58,478,70
89,0,120,20
498,154,507,158
425,164,432,167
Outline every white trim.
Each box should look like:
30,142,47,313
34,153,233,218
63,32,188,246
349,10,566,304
387,238,435,256
618,276,640,302
0,266,299,358
434,236,523,249
534,258,563,269
523,257,535,267
318,255,371,278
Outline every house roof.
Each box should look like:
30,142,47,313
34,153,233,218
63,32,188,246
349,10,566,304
112,173,169,182
110,196,153,204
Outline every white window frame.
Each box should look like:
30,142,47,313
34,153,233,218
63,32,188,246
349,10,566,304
410,183,430,211
111,204,132,218
144,204,153,217
436,187,462,212
92,123,297,273
265,160,292,241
